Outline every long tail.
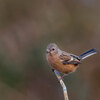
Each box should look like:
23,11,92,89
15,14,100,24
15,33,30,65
79,49,97,60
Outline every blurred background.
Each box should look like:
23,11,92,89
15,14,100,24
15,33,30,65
0,0,100,100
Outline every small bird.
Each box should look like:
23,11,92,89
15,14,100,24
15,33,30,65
46,43,97,77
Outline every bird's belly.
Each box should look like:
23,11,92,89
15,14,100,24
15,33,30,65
48,56,78,74
53,61,77,74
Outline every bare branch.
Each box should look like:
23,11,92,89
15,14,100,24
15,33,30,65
54,70,69,100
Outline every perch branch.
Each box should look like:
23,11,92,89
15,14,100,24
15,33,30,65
54,70,69,100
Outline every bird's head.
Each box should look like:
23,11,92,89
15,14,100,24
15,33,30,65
46,43,58,56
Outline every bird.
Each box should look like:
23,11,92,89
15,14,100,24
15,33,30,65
46,43,97,78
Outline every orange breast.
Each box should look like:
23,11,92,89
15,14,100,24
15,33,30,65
47,54,79,74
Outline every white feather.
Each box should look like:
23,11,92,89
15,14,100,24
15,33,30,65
82,52,97,60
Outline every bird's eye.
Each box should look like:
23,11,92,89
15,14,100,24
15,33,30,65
52,48,55,51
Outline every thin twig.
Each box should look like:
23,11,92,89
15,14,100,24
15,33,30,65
54,70,69,100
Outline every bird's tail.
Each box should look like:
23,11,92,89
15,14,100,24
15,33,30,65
79,49,97,60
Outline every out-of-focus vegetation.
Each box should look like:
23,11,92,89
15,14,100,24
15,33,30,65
0,0,100,100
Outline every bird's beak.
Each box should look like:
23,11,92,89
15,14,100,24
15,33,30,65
46,49,50,53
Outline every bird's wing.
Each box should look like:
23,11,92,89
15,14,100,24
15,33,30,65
59,51,71,61
59,51,81,65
